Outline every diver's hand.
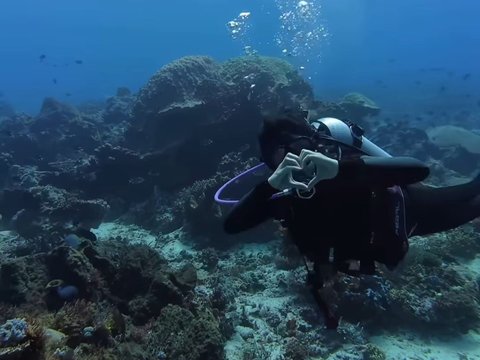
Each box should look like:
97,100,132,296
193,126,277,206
300,150,339,190
268,153,309,191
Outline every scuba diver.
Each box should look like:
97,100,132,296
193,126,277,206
216,110,480,329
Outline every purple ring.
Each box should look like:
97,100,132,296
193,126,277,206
214,163,267,205
215,162,304,205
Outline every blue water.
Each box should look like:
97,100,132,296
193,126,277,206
1,2,479,359
1,0,480,115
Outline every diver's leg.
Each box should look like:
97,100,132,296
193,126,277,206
406,174,480,236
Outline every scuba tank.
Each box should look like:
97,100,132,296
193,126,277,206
310,117,391,158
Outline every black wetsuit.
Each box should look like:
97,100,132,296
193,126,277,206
224,156,480,328
224,156,480,269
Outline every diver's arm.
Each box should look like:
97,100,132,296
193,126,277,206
224,153,308,234
337,156,430,187
223,180,277,234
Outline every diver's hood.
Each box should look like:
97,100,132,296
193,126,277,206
311,117,391,158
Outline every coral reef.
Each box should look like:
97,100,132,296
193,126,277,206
0,318,44,360
146,305,224,360
0,99,15,118
220,56,314,112
31,98,102,158
331,229,480,334
339,92,381,122
427,125,480,154
0,54,479,359
0,186,108,243
0,318,29,346
131,56,313,150
0,230,220,359
103,87,134,124
0,253,49,305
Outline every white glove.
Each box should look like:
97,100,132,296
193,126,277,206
268,153,309,191
299,149,339,190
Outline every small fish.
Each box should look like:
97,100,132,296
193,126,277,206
414,80,422,86
64,234,81,248
387,58,396,63
65,92,72,97
39,54,46,62
462,73,471,80
52,78,57,85
57,285,79,301
74,60,83,65
439,85,446,93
